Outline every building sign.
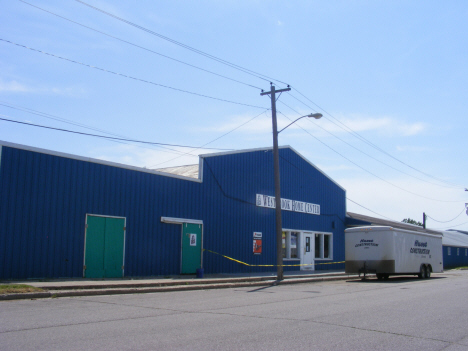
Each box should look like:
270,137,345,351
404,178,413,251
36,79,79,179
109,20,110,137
256,194,320,215
253,232,262,255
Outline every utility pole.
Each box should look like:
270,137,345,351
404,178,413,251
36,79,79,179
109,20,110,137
261,84,291,281
423,212,426,229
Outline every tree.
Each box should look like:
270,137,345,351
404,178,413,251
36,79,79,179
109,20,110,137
402,218,423,226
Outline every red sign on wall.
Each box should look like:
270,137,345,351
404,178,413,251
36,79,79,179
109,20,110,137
253,232,262,255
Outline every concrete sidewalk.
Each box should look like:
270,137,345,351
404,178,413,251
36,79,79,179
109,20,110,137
0,270,362,301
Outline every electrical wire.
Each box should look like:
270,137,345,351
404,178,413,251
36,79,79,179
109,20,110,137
426,208,467,223
0,102,202,156
433,221,468,230
74,0,289,87
0,116,233,151
19,0,263,91
149,109,271,168
0,38,266,110
275,152,398,222
288,88,465,190
346,198,398,222
276,109,461,203
16,0,465,191
279,99,461,191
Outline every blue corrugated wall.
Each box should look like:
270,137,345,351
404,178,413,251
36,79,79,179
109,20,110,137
0,144,346,279
443,246,468,269
0,146,202,279
200,148,346,274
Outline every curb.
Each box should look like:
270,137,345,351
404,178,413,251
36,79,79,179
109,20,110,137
0,275,360,301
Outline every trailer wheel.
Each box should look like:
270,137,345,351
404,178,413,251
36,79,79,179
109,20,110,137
383,274,390,280
425,266,431,279
376,273,383,280
418,265,426,279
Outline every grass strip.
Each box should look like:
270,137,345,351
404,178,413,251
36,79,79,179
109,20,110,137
0,284,45,294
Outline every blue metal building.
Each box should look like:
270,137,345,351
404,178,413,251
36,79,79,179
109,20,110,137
0,141,346,280
442,230,468,269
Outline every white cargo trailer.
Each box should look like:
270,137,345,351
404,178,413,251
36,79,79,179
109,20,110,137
345,226,443,280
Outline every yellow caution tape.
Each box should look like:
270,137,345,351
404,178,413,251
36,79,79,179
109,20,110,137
203,249,344,267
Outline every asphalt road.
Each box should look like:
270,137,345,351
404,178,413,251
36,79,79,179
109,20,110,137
1,270,468,351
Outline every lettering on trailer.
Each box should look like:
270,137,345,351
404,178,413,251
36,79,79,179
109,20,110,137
355,239,379,248
256,194,320,215
410,240,430,255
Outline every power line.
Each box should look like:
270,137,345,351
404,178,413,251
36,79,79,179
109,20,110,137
149,109,270,168
279,99,460,191
346,198,398,222
288,88,465,190
0,38,266,110
276,152,395,222
433,221,468,230
0,116,233,151
426,208,467,223
19,0,263,91
276,110,461,203
0,102,201,156
74,0,289,87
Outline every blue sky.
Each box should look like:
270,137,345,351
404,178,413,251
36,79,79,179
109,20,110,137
1,0,467,230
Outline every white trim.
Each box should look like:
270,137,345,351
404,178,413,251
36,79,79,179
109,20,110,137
86,213,127,219
0,140,201,183
200,145,345,191
161,217,203,225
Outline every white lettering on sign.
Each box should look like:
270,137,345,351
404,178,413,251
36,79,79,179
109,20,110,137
256,194,320,215
253,232,262,239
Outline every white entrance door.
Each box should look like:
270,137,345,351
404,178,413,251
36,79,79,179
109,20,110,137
301,233,315,271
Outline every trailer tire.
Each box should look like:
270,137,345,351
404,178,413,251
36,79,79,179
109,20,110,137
383,274,390,280
376,273,383,280
426,266,431,279
418,265,426,279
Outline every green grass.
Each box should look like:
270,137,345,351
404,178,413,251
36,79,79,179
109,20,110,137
0,284,44,294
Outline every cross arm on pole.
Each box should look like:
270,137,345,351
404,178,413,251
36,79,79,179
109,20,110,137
260,87,291,96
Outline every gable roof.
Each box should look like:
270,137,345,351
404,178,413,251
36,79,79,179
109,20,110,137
443,230,468,248
346,212,443,236
200,145,345,191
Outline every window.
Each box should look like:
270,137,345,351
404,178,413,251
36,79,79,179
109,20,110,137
465,248,467,256
448,247,451,256
282,231,300,259
457,248,460,256
314,232,332,259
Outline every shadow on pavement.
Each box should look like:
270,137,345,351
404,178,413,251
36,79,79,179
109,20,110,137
347,276,446,284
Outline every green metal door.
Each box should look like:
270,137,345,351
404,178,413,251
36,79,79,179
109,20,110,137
84,215,125,278
181,223,202,274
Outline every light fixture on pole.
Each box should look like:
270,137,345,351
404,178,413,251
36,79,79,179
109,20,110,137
278,113,323,134
260,83,322,281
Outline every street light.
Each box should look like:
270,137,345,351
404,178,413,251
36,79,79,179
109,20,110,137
278,113,323,134
273,112,322,280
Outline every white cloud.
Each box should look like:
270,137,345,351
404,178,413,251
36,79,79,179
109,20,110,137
396,145,431,153
337,175,467,231
320,113,427,137
0,79,86,97
91,143,201,169
0,79,30,93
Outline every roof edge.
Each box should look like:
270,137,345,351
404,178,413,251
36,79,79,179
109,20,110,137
200,145,345,191
0,140,202,183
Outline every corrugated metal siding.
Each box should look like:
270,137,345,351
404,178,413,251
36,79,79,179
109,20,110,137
200,148,346,274
0,144,346,279
443,246,468,269
0,146,202,279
